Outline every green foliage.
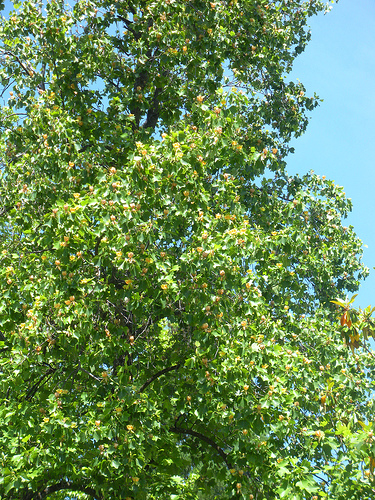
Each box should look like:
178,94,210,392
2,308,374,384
0,0,374,499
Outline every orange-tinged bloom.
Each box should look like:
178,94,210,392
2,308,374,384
315,430,325,441
340,312,347,326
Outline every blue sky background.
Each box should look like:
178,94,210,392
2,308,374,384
286,0,375,309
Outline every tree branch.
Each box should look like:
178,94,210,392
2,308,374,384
22,480,102,500
139,363,181,393
0,49,32,77
143,86,163,129
25,367,56,401
170,426,233,469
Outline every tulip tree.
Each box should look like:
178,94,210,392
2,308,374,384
1,0,375,499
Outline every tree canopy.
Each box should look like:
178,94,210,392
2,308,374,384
0,0,375,499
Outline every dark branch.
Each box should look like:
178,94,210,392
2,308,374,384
142,86,162,130
170,426,233,469
78,142,113,154
22,480,102,500
25,367,56,401
139,364,181,393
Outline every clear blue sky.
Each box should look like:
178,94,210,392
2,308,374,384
286,0,375,309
